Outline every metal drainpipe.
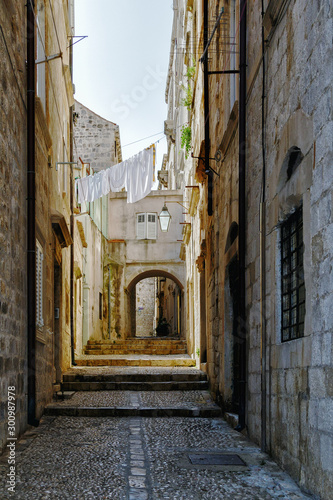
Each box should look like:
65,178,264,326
203,0,213,216
69,34,76,367
236,0,247,432
108,265,111,339
27,0,38,427
260,0,267,452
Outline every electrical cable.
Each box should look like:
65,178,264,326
28,0,67,138
203,0,248,128
122,132,165,148
0,25,26,110
48,0,62,55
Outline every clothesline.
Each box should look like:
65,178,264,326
76,145,155,205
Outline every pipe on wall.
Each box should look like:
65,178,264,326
27,0,39,427
69,35,76,366
236,0,247,432
260,0,267,453
203,0,213,216
108,265,111,339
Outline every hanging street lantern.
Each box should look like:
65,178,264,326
158,204,172,232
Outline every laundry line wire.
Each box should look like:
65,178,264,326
122,121,189,149
122,131,165,148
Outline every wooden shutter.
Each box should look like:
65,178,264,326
137,213,146,239
147,213,157,240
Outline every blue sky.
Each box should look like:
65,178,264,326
74,1,174,163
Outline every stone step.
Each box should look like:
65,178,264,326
74,356,196,368
86,337,185,344
61,380,209,391
45,389,222,418
44,406,222,418
86,343,187,349
84,349,187,356
84,339,188,356
63,372,207,382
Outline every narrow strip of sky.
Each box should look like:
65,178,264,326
74,0,174,163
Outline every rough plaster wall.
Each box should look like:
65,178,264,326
0,0,27,452
136,278,155,337
74,100,120,171
246,0,333,497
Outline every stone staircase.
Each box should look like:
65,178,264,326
45,366,222,418
84,337,187,356
61,369,208,391
75,337,195,367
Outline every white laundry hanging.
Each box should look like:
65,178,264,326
75,145,154,205
125,148,153,204
107,160,127,192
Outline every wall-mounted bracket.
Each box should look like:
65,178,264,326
35,52,62,65
55,161,80,171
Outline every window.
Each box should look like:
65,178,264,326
36,0,46,110
136,213,157,240
99,292,103,320
36,240,44,328
230,0,237,112
281,206,305,341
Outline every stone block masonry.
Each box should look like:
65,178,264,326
0,0,28,453
74,100,121,171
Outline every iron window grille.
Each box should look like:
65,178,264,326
281,206,305,342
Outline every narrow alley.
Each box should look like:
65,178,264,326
1,0,332,499
0,363,311,500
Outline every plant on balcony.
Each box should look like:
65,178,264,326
181,123,192,159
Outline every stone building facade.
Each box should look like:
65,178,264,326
72,98,185,346
0,0,75,451
73,101,122,351
163,0,333,498
0,0,28,452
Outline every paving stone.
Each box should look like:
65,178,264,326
0,414,313,499
129,488,149,500
128,476,147,488
131,467,146,476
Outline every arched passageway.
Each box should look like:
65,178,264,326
126,270,184,339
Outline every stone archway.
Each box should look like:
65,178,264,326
126,270,184,339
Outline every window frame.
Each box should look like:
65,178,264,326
36,240,44,328
281,206,305,342
136,212,157,240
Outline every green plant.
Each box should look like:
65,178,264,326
181,84,193,111
186,60,196,80
196,348,200,358
181,60,196,111
181,124,192,159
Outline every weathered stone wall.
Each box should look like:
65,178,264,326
165,0,332,498
246,0,333,497
34,0,74,407
74,100,121,171
0,0,27,452
136,278,156,337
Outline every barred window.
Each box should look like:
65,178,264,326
281,206,305,341
36,240,44,328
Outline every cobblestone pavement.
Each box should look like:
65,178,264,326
0,411,313,499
